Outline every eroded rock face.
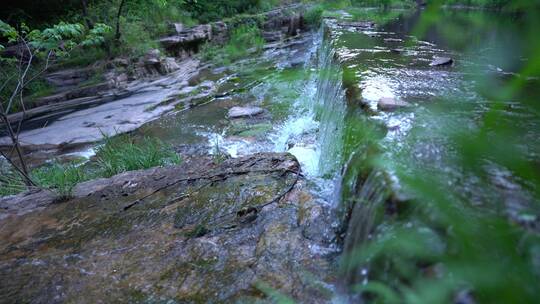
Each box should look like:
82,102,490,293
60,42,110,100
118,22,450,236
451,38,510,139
142,49,182,75
159,5,308,57
0,153,335,303
160,24,213,58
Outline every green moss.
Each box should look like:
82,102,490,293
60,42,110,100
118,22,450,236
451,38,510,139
262,96,291,121
228,122,273,138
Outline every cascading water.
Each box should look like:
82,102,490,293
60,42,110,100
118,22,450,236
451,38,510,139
269,28,347,181
312,38,347,178
341,169,387,285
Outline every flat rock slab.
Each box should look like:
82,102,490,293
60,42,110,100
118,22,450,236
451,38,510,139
0,59,200,152
430,56,454,66
0,153,335,303
228,106,264,118
377,97,410,111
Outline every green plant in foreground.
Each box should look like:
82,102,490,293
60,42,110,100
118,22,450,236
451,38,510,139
340,1,540,303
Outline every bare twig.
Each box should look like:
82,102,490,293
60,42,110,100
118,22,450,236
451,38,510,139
0,37,39,187
6,38,33,114
0,109,35,186
0,150,35,187
24,50,54,86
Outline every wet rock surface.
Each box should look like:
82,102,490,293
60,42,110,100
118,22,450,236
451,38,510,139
228,106,265,118
0,153,336,303
0,59,200,153
430,56,454,66
377,97,410,111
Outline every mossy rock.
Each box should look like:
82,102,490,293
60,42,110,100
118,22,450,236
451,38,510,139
228,121,273,138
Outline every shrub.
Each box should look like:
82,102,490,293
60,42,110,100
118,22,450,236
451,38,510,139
181,0,264,23
304,5,324,27
227,24,265,60
118,19,158,57
199,23,265,65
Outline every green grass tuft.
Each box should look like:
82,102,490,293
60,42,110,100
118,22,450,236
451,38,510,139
95,134,181,178
32,162,90,199
1,134,181,198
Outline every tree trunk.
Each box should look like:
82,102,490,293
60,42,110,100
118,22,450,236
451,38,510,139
81,0,94,29
115,0,126,42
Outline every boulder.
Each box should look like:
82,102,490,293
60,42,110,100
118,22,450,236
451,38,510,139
0,153,334,303
171,22,185,34
287,14,303,36
111,57,130,67
144,49,162,65
228,106,264,118
210,21,229,44
377,97,410,111
262,4,305,35
430,56,453,67
160,57,181,74
142,50,181,75
45,67,95,89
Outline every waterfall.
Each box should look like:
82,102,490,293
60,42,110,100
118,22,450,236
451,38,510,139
312,21,391,291
340,167,388,286
312,34,347,177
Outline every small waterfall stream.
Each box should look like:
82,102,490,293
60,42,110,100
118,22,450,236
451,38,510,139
312,37,347,178
2,6,538,302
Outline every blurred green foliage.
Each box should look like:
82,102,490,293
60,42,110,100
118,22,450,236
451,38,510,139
334,0,540,303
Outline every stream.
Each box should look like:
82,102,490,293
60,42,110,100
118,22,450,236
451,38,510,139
1,6,539,302
136,7,539,216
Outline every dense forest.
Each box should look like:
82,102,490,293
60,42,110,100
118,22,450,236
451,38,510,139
1,0,539,303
